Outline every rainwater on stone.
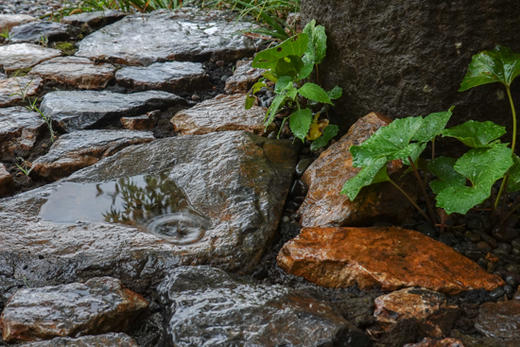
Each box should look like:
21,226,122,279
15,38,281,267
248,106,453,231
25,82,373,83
39,172,210,245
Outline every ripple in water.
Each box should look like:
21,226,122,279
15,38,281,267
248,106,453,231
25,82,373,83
146,211,209,245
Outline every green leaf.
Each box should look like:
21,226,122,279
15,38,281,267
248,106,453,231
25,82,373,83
507,155,520,192
265,93,287,126
435,143,513,214
428,156,466,194
289,108,313,142
245,95,255,109
341,158,387,201
274,55,304,79
274,76,292,94
252,33,309,69
298,82,332,104
313,25,327,64
442,120,506,148
310,124,339,151
412,109,453,143
328,86,343,100
251,80,266,94
459,45,520,90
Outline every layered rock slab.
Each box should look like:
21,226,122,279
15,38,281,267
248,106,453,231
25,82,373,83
31,129,155,180
298,112,410,227
75,8,263,65
0,163,13,196
171,94,268,135
30,56,115,89
158,266,370,347
40,90,183,131
61,10,125,30
9,21,76,43
0,131,296,293
225,58,264,94
0,76,42,107
0,14,36,32
0,43,61,73
0,277,148,342
115,61,208,93
0,106,46,160
277,227,504,294
16,333,138,347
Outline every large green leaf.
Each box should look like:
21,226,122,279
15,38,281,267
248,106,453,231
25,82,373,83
428,156,466,194
265,93,287,126
341,157,387,201
274,55,304,79
434,143,513,214
507,154,520,192
442,120,506,148
298,82,332,104
252,33,309,69
412,109,453,143
310,124,339,151
459,45,520,90
289,108,313,142
328,86,343,100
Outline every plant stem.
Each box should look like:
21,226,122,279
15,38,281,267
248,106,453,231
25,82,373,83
408,156,437,224
494,85,517,210
388,177,432,224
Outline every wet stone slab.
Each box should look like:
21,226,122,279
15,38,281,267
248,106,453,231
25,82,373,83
40,90,184,131
0,277,148,343
31,129,155,180
115,61,209,93
61,10,125,31
0,131,297,293
75,8,263,65
30,56,115,89
157,266,370,347
9,21,77,43
171,94,268,135
0,14,36,32
0,76,42,107
16,333,138,347
225,58,264,94
0,43,61,73
0,106,46,161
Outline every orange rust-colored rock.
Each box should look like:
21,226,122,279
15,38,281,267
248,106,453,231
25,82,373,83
298,112,409,227
277,227,504,294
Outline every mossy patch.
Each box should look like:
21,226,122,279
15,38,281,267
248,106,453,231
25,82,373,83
53,41,77,55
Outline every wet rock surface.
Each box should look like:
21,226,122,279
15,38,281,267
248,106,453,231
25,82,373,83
115,61,209,93
120,115,154,131
61,10,125,31
9,20,76,43
40,90,184,130
277,227,504,294
300,0,520,129
0,14,35,32
158,266,371,347
0,277,148,342
298,112,411,227
404,337,465,347
224,58,264,94
30,56,115,89
75,8,263,65
0,163,13,196
31,129,155,180
171,93,268,135
0,106,46,161
16,333,138,346
0,76,42,107
0,131,296,294
0,43,61,73
474,300,520,341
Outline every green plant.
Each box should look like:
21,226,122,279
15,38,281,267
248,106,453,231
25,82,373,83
246,20,342,150
38,35,49,47
15,157,33,176
0,29,10,40
341,45,520,225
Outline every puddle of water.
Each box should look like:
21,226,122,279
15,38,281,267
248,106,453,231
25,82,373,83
39,172,209,244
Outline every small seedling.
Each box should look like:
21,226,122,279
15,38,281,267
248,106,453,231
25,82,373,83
15,157,33,176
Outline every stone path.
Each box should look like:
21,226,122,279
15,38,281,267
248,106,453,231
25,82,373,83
0,7,518,347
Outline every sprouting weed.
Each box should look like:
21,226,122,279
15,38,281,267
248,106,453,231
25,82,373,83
15,157,33,176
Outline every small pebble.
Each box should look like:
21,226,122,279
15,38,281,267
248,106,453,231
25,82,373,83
191,94,200,101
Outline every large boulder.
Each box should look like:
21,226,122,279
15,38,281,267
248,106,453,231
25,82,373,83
301,1,520,130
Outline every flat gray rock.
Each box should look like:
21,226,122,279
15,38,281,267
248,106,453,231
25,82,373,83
171,94,268,135
115,61,209,93
0,277,148,343
40,90,183,131
0,131,296,294
75,8,263,65
61,10,125,30
9,21,77,43
0,106,46,161
0,14,36,32
30,56,115,89
32,129,155,180
17,333,138,347
0,43,61,73
0,76,42,107
225,58,264,94
157,266,370,347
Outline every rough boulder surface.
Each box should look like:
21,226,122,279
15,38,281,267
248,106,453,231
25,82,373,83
301,0,520,129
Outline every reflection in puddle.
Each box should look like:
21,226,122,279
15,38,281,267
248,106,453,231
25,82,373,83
39,172,209,245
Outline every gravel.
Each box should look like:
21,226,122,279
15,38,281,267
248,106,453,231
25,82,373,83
0,0,81,17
